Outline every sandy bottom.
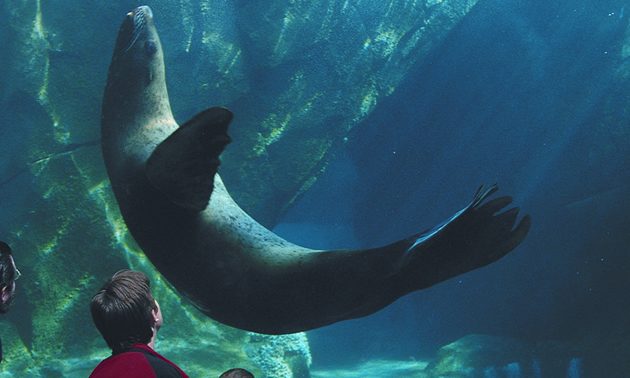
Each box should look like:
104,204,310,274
311,359,430,378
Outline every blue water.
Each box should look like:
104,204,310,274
275,0,630,372
1,0,629,375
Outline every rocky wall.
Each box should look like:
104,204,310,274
0,0,478,375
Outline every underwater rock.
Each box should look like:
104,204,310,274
424,333,630,377
311,359,429,378
425,334,535,377
226,0,481,225
0,321,36,373
0,0,481,226
245,333,312,378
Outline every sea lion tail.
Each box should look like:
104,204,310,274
389,184,530,286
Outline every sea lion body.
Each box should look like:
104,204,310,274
101,6,531,334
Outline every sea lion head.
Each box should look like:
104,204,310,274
101,6,175,178
102,6,170,127
109,6,163,90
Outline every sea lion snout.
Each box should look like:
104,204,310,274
128,6,153,20
117,6,155,56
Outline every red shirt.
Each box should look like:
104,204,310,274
89,343,189,378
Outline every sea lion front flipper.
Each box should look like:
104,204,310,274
146,107,233,211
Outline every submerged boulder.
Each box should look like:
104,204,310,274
425,332,630,377
426,334,535,377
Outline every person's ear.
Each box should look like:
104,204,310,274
1,286,9,303
150,300,160,323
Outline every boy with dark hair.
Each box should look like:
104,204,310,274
89,270,189,377
219,368,255,378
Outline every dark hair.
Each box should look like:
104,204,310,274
219,368,255,378
0,241,15,288
90,270,158,352
0,241,16,313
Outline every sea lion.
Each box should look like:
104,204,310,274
101,6,531,334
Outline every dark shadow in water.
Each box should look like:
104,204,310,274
276,0,630,368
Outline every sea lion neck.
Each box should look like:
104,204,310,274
102,6,172,134
101,6,176,183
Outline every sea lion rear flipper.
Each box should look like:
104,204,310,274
146,107,233,211
391,184,531,286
